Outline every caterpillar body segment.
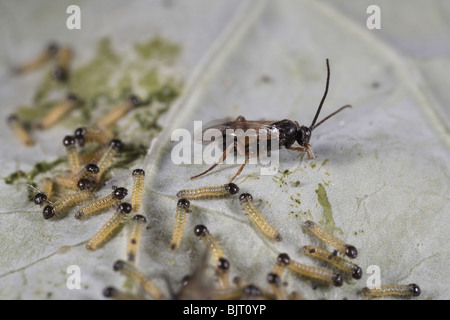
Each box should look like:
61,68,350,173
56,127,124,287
131,169,145,212
42,190,94,219
113,259,165,300
168,199,190,252
176,183,239,200
303,245,362,279
361,284,421,297
75,187,128,220
7,114,34,147
126,214,147,262
239,193,282,242
85,203,132,250
304,220,357,259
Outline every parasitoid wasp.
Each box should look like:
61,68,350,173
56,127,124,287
190,59,351,183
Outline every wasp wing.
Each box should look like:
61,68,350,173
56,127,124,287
192,118,232,145
194,119,281,145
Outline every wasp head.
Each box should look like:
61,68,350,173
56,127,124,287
296,126,311,147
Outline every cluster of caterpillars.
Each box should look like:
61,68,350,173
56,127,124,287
163,183,421,300
32,130,156,297
7,41,142,147
8,42,73,147
32,125,147,249
31,137,421,299
169,184,345,299
11,41,169,301
8,93,141,148
13,41,72,81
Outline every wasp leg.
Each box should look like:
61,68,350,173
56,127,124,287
229,155,249,183
190,143,234,180
288,145,315,159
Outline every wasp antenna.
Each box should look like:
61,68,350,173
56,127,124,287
310,59,330,129
312,104,352,130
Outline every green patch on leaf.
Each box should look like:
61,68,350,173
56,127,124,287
315,183,342,235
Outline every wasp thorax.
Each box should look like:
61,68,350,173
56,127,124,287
271,119,297,147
